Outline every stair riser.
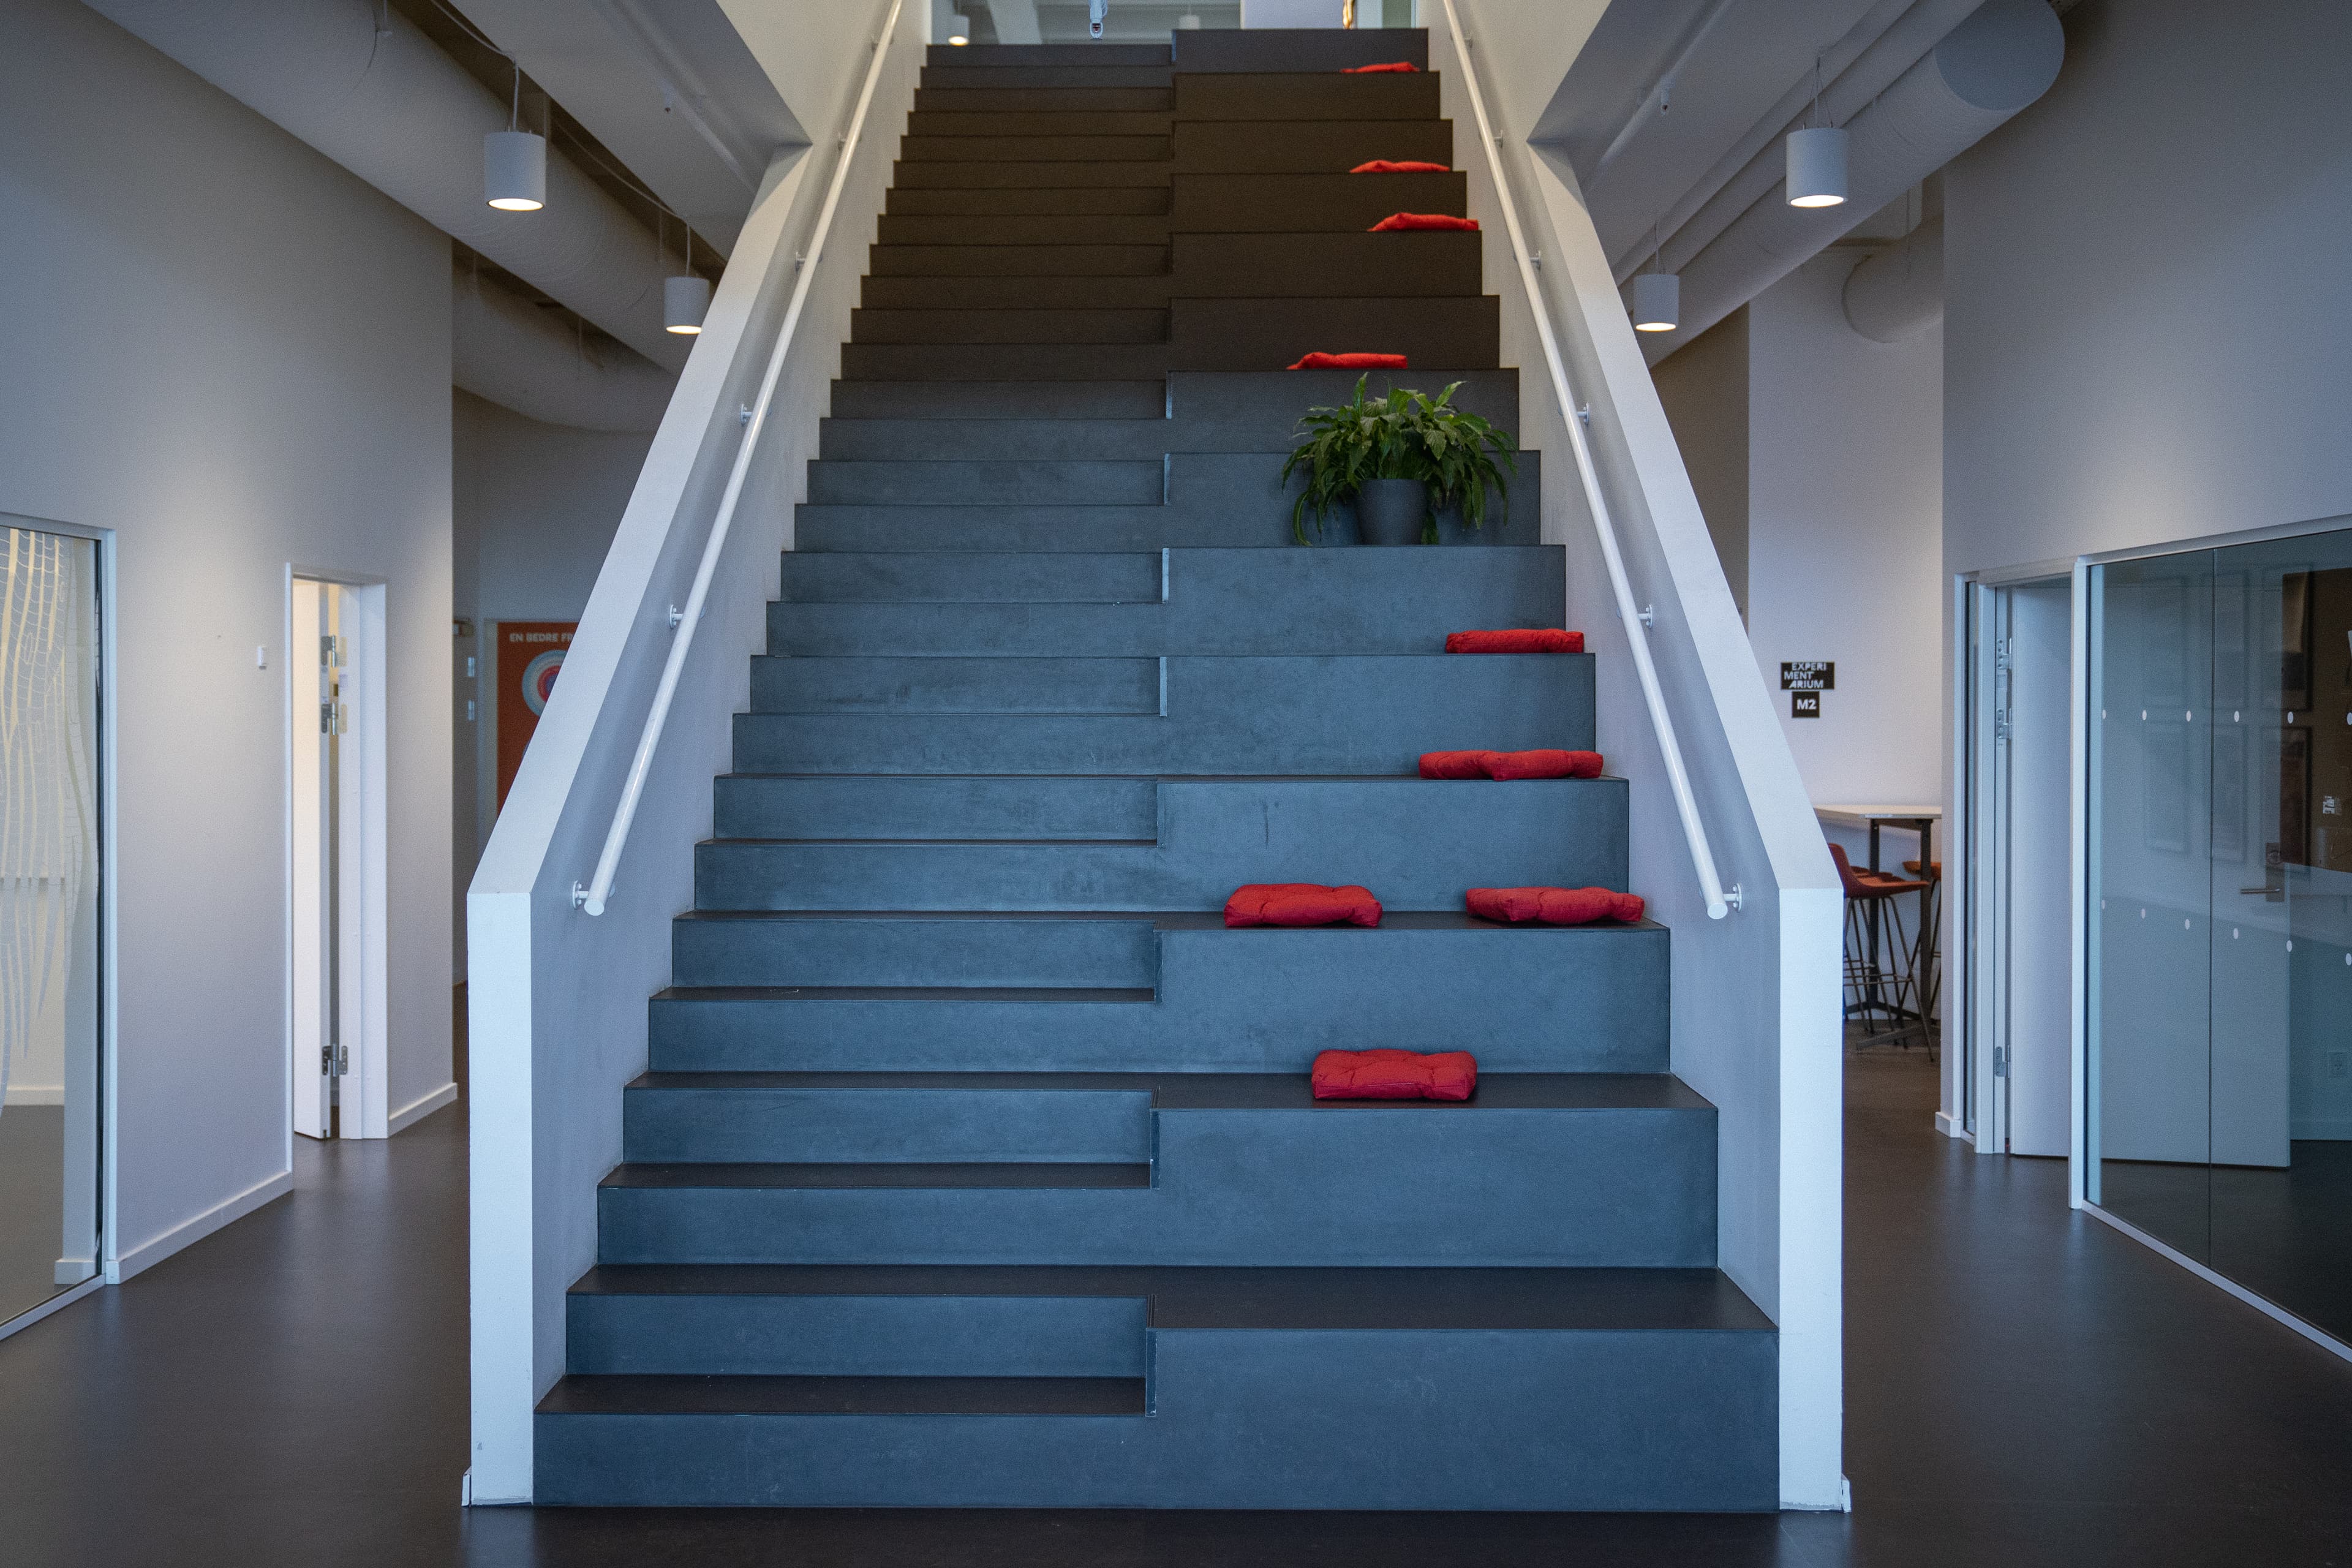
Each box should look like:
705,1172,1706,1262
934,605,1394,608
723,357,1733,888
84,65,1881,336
870,244,1169,277
853,307,1168,344
731,654,1593,774
927,44,1170,69
1174,73,1440,122
671,915,1158,989
1174,122,1452,175
861,274,1178,309
652,924,1668,1074
598,1107,1714,1267
771,548,1562,654
622,1086,1154,1164
911,89,1174,115
828,379,1166,419
538,1319,1776,1507
907,111,1174,138
902,135,1172,163
1171,172,1466,232
1172,29,1430,74
698,779,1628,912
1172,233,1482,297
752,656,1161,715
842,343,1172,380
567,1292,1148,1378
714,775,1158,842
887,185,1172,215
1169,296,1499,372
875,215,1173,246
807,459,1163,505
890,158,1176,188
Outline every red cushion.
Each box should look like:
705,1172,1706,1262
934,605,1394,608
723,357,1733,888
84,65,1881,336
1224,883,1384,928
1369,212,1480,232
1444,628,1585,654
1312,1048,1477,1101
1419,749,1604,780
1466,886,1645,925
1342,61,1420,73
1486,749,1604,780
1349,159,1452,174
1287,351,1409,371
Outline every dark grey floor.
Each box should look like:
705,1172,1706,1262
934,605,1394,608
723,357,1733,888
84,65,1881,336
0,1104,69,1325
2,1048,2351,1566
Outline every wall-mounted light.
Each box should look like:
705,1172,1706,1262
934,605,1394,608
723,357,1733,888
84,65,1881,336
1632,272,1680,333
1785,126,1848,208
947,13,970,43
485,65,546,211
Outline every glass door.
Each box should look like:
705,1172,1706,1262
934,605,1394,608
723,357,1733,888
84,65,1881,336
0,523,104,1327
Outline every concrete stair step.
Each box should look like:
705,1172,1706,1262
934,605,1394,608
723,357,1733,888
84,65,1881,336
1170,28,1429,75
713,774,1159,842
876,214,1173,246
806,458,1163,505
698,776,1627,911
1171,232,1482,295
595,1068,1713,1267
840,342,1172,380
860,273,1178,308
826,379,1166,419
1174,120,1450,174
731,652,1592,773
887,184,1172,215
927,43,1172,69
751,655,1162,715
649,914,1668,1075
912,87,1174,114
900,134,1172,163
850,306,1168,344
1171,71,1439,121
907,110,1174,138
869,243,1170,277
1171,170,1466,232
671,910,1161,990
1170,295,1498,371
890,158,1177,189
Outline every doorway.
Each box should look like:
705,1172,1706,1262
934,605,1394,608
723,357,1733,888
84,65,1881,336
288,576,387,1141
1963,574,2075,1158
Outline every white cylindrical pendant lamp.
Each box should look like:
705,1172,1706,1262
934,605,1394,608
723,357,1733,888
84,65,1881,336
1785,125,1848,208
947,13,970,43
484,130,547,211
663,274,712,335
1631,271,1681,333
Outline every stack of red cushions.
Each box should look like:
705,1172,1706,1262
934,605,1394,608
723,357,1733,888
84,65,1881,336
1287,352,1409,371
1224,884,1383,928
1311,1048,1477,1101
1466,887,1645,925
1419,749,1604,780
1349,159,1450,174
1446,629,1584,654
1369,213,1479,232
1342,61,1420,73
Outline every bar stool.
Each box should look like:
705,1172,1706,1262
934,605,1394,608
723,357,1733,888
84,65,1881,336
1831,843,1931,1048
1902,858,1942,1055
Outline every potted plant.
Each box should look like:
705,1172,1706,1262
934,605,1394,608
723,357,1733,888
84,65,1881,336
1281,377,1518,546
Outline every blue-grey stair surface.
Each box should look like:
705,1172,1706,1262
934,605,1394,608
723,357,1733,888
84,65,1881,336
542,29,1775,1512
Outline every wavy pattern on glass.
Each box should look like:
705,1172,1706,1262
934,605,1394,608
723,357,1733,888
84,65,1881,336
0,529,96,1115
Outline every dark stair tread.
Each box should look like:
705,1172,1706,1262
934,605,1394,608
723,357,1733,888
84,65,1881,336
539,1373,1146,1417
566,1264,1773,1333
672,907,1165,922
601,1162,1152,1190
623,1069,1711,1112
699,837,1159,848
653,985,1156,1003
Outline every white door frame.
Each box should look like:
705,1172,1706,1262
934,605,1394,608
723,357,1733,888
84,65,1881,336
284,568,390,1144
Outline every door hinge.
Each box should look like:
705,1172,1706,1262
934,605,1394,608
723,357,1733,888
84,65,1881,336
321,700,336,735
1992,1044,2010,1079
321,1044,348,1076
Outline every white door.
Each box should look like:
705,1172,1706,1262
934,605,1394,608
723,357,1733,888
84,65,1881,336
291,581,333,1139
2002,581,2075,1157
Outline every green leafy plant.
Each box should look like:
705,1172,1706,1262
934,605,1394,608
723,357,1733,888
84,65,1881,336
1280,376,1519,545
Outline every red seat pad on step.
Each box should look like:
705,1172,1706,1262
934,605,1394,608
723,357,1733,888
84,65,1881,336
1313,1048,1477,1101
1287,351,1409,371
1342,61,1420,73
1418,749,1604,780
1369,212,1480,232
1349,159,1452,173
1444,628,1585,654
1466,886,1645,925
1224,883,1384,928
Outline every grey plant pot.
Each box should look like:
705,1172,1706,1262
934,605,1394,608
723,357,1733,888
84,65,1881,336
1354,478,1428,546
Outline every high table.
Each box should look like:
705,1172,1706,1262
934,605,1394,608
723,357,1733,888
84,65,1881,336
1815,804,1942,1047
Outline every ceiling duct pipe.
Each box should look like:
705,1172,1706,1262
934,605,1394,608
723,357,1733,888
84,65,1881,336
80,0,690,372
1636,0,2060,363
453,273,676,433
1844,212,1945,342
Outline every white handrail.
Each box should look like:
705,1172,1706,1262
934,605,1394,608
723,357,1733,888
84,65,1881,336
572,0,905,917
1438,0,1738,920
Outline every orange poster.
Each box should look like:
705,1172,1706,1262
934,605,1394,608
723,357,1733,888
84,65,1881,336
496,621,575,811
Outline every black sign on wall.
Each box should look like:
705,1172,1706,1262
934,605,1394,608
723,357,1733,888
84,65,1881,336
1781,661,1835,692
1792,692,1823,719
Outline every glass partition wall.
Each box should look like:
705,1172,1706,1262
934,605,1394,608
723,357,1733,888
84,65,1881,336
2090,526,2352,1345
0,524,104,1329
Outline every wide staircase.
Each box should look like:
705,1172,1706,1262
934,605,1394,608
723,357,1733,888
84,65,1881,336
535,28,1777,1510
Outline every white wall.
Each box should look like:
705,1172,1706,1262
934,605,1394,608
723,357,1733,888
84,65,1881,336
0,0,453,1270
1651,307,1751,618
452,391,650,963
1748,252,1945,814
